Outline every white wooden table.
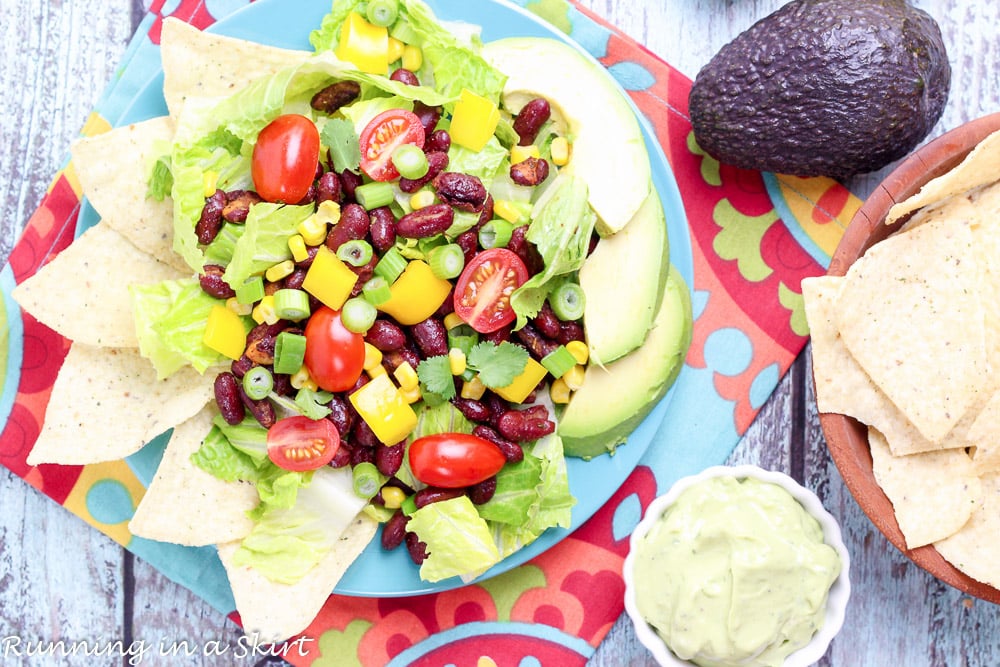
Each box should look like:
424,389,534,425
3,1,999,664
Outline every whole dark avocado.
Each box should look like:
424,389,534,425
688,0,950,180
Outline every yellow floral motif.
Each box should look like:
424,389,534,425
478,564,547,621
687,132,721,187
314,619,372,667
712,198,779,283
779,282,809,337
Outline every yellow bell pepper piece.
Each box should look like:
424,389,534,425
450,89,501,152
350,373,418,445
492,357,548,403
203,305,247,361
302,245,359,310
336,12,389,74
377,260,452,325
510,145,540,165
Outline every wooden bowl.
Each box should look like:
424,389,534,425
821,112,1000,604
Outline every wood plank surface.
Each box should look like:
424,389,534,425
2,1,998,665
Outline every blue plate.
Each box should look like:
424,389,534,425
105,0,693,597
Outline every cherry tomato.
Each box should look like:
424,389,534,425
304,306,365,392
408,433,506,488
453,248,529,333
358,109,425,181
267,416,340,472
251,114,320,203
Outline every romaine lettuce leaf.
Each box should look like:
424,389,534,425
129,279,192,379
189,425,261,483
223,203,314,288
447,137,507,189
407,495,500,582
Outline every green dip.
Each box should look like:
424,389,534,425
633,475,841,667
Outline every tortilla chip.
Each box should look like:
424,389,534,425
836,216,987,443
886,129,1000,225
129,407,257,545
26,344,215,465
217,514,378,642
869,428,980,549
12,222,183,348
899,189,980,235
161,18,313,118
70,117,188,273
934,473,1000,589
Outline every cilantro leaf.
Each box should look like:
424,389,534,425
418,355,457,400
320,118,361,173
468,341,529,389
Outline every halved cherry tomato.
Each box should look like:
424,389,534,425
251,114,320,203
304,306,365,392
408,433,506,488
453,248,529,333
267,415,340,472
358,108,425,181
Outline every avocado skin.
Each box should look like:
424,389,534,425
688,0,950,179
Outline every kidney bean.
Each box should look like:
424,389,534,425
472,424,523,463
366,319,407,351
557,320,585,344
316,171,343,204
230,355,254,379
389,68,420,86
263,280,283,297
244,322,286,365
284,267,308,291
296,184,318,206
325,203,370,251
238,385,276,428
352,418,380,449
451,397,491,423
326,395,354,436
534,302,562,339
382,345,422,374
214,372,245,425
424,129,451,154
411,317,448,357
310,80,361,113
381,510,409,550
368,206,397,253
513,98,551,146
296,245,320,269
405,532,428,565
482,322,512,345
375,441,405,477
396,203,454,238
455,230,479,265
339,169,363,201
399,151,448,193
272,371,294,396
328,443,352,468
497,406,555,442
468,476,497,505
414,486,466,509
482,393,508,426
222,190,263,222
510,157,550,187
478,194,495,228
412,101,441,136
350,444,376,467
515,324,559,360
196,190,226,244
433,172,488,213
199,264,235,299
349,256,378,297
506,224,544,276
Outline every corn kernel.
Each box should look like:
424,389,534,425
551,136,571,166
493,199,522,224
400,383,422,404
290,367,317,391
381,486,407,509
252,295,278,325
549,377,572,404
448,348,467,376
298,215,328,246
394,361,420,391
367,363,388,380
562,364,586,391
265,259,296,282
363,342,383,371
387,36,405,63
288,234,309,262
461,375,487,400
566,340,589,365
316,200,342,225
443,312,465,330
202,170,219,198
410,189,437,210
402,44,422,72
226,297,252,317
510,144,540,165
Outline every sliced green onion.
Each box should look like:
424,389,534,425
392,144,429,180
447,324,478,357
374,246,407,283
362,276,392,305
478,220,514,249
365,0,399,27
427,243,465,280
549,281,586,321
236,275,265,305
355,181,396,210
273,288,311,321
401,493,418,516
352,461,383,499
273,331,307,375
540,345,577,378
336,239,374,267
242,366,274,401
341,296,378,333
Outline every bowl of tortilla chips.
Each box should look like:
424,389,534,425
805,112,1000,603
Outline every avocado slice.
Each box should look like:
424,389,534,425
482,37,651,236
582,188,670,366
688,0,950,179
559,266,692,459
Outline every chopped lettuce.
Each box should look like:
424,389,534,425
406,495,500,583
129,279,192,379
190,425,261,483
223,202,313,288
447,137,508,189
339,95,414,135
